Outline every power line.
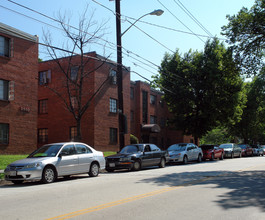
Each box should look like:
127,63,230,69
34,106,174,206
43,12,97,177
4,0,162,73
173,0,214,38
156,0,206,43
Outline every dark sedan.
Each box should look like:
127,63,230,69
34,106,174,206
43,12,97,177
105,144,168,172
219,143,242,158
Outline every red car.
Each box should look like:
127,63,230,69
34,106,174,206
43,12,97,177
200,144,224,160
238,144,253,156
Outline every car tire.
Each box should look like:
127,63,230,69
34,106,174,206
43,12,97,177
11,180,24,184
197,154,202,163
183,155,188,164
42,166,56,184
159,158,166,168
89,163,99,177
132,160,141,171
220,153,224,160
210,153,214,161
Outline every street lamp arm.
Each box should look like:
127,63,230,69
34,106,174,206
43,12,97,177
121,9,164,37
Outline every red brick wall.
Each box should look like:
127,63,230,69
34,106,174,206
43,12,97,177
38,53,131,152
130,81,194,150
0,33,38,154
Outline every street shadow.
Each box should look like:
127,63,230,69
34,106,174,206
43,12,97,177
137,170,265,211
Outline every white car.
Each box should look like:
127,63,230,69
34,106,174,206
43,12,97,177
167,143,203,164
4,142,105,184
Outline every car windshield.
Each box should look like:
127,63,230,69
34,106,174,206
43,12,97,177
239,145,246,149
220,144,232,149
200,145,215,150
28,144,63,158
120,145,142,154
168,144,187,151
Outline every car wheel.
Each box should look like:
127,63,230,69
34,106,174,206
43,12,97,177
11,180,24,184
89,163,99,177
220,153,224,160
197,154,202,163
210,153,214,161
42,166,56,184
183,155,188,164
159,158,166,168
132,160,141,171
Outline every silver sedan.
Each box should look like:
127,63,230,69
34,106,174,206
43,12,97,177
167,143,203,164
4,142,105,184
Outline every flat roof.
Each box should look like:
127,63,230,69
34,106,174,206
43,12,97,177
0,22,38,42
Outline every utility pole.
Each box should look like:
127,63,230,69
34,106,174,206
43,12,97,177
115,0,125,150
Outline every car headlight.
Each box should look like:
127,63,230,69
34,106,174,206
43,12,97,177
24,163,42,169
119,157,130,162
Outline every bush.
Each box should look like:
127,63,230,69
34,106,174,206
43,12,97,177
130,134,139,144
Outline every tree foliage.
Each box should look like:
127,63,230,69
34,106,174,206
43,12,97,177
153,38,243,145
222,0,265,75
229,70,265,143
200,127,232,145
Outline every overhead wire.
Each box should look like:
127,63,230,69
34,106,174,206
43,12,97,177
156,0,206,43
2,1,160,76
173,0,214,38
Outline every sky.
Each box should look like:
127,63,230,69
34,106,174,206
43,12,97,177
0,0,255,82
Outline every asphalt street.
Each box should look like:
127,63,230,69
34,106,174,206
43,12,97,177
1,156,265,220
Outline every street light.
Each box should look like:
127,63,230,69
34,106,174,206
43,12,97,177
115,0,163,150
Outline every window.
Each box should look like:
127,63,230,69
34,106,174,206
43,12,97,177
70,126,77,141
150,94,156,105
110,69,117,85
110,128,117,144
0,36,10,57
150,115,157,124
76,144,92,154
38,99,48,114
142,91,148,123
110,98,117,113
0,80,9,101
130,87,134,99
0,123,9,144
39,70,51,85
71,97,78,109
61,145,76,156
130,111,134,122
70,66,78,81
38,128,48,143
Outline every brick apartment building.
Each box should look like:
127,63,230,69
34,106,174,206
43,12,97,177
38,52,130,152
130,81,194,150
0,22,38,154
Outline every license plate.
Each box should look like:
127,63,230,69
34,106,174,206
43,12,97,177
109,163,115,167
9,171,17,176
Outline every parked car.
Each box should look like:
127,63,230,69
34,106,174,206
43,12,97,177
4,142,105,184
200,144,224,160
260,145,265,155
219,143,242,158
105,144,168,172
167,143,203,164
238,144,253,157
251,145,264,156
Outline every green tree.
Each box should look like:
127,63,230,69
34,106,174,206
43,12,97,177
200,127,232,145
154,38,243,145
222,0,265,75
230,70,265,143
